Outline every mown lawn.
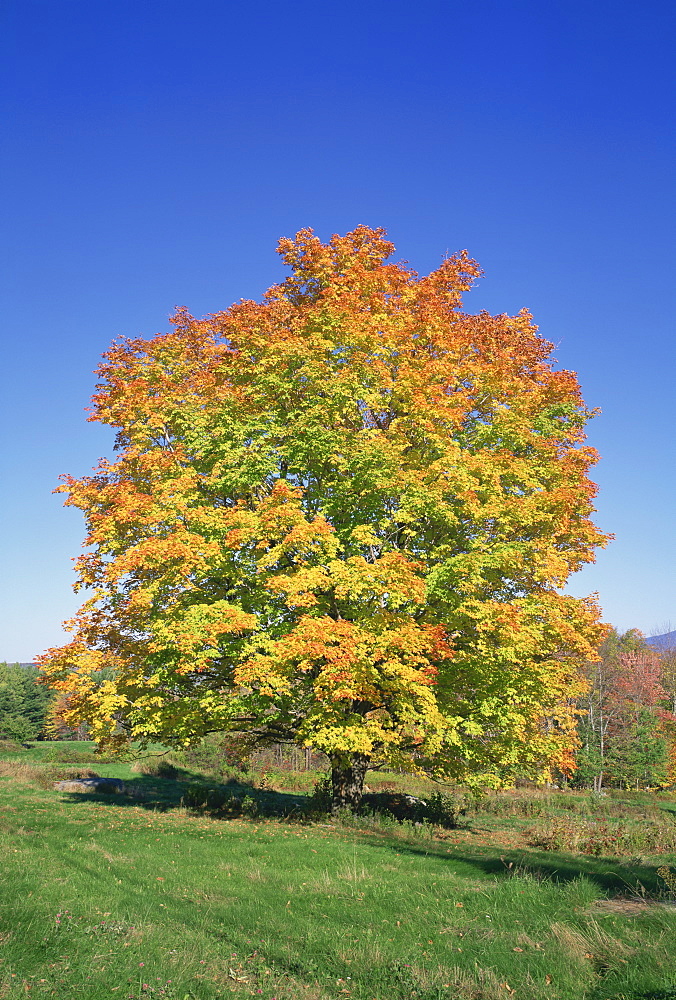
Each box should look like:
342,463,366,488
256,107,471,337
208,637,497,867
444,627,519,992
2,744,676,999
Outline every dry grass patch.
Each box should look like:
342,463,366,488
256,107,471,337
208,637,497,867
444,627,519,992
432,964,514,999
0,760,41,783
303,869,336,892
335,860,372,883
551,919,634,972
0,760,101,791
592,897,654,915
83,840,134,864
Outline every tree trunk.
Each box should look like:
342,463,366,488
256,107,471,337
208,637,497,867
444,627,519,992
330,753,370,812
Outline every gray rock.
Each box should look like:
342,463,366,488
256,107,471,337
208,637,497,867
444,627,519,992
403,794,427,807
54,777,125,794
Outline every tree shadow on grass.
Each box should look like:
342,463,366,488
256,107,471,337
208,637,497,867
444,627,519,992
55,772,311,818
356,831,672,897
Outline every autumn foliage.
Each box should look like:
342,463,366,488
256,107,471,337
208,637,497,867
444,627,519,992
38,226,608,805
576,629,676,790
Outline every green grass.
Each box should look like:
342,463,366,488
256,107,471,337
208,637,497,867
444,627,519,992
2,744,676,999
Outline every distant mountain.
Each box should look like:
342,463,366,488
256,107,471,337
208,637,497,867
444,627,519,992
646,631,676,652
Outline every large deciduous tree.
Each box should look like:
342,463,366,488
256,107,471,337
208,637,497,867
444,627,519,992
39,227,608,808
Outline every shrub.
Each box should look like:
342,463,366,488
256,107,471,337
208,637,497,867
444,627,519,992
307,778,470,826
424,790,472,827
177,734,252,776
308,774,333,813
181,782,259,817
0,714,39,742
49,766,99,780
525,814,676,856
473,792,551,817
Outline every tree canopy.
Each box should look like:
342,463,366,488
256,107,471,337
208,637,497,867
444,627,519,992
39,226,608,806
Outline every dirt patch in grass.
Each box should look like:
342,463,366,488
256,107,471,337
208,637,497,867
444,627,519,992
592,898,656,915
592,897,676,916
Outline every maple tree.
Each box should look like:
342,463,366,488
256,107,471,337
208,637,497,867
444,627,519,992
39,226,608,808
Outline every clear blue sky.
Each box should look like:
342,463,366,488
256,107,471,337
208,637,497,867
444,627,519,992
1,0,674,661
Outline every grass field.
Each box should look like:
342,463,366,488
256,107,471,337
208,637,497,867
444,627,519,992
2,743,676,999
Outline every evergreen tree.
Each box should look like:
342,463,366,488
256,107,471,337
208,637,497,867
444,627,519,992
0,663,52,741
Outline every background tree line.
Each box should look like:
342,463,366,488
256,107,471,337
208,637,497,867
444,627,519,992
0,663,86,741
0,663,52,741
571,629,676,791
